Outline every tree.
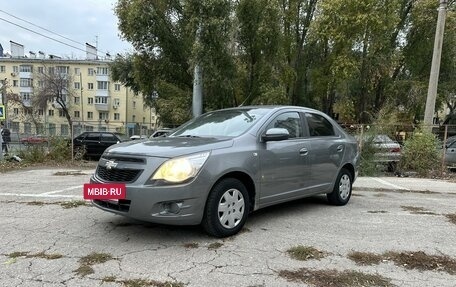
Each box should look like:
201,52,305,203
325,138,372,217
33,65,75,135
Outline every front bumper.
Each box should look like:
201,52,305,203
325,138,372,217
90,176,208,226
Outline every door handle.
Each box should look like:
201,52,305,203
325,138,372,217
299,148,308,156
336,145,344,152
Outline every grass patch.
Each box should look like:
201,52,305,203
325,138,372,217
384,251,456,275
445,213,456,225
208,242,223,250
74,265,94,277
278,268,393,287
7,251,29,258
400,206,438,215
347,251,384,265
183,243,199,249
53,171,87,176
60,200,87,209
286,245,326,261
102,276,117,283
74,252,115,277
117,278,185,287
367,210,388,214
7,251,62,260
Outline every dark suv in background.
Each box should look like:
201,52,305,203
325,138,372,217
73,132,129,158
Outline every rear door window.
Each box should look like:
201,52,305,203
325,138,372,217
305,113,335,137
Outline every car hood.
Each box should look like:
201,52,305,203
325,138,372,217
104,136,234,158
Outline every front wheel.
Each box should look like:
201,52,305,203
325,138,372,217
327,168,352,206
202,178,250,238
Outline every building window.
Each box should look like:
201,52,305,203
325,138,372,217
11,121,19,133
114,113,120,120
48,67,55,74
19,65,33,72
0,66,5,73
74,68,80,75
74,82,80,89
38,109,44,116
61,124,69,136
143,117,145,123
95,96,108,104
13,66,19,73
13,108,19,115
38,80,44,87
97,81,109,90
88,68,94,76
49,110,54,117
24,122,32,134
74,111,80,118
20,78,33,87
114,84,121,91
56,66,69,74
74,97,80,105
88,83,94,90
13,80,18,87
38,67,44,74
58,110,65,117
97,67,108,75
87,111,93,119
25,108,33,115
49,123,56,135
36,123,44,134
21,92,31,100
88,97,94,105
133,101,136,109
132,115,136,122
99,112,109,120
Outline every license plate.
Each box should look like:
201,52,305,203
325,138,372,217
83,183,126,200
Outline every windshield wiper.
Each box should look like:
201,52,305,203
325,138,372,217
176,135,201,138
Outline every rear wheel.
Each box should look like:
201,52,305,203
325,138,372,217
202,178,250,238
327,168,352,206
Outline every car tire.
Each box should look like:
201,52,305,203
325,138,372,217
327,168,352,206
202,178,250,238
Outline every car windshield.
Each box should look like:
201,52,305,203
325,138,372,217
172,108,270,137
116,134,130,141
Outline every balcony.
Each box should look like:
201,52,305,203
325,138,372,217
95,103,109,111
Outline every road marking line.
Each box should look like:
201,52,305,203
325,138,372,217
0,193,82,199
41,185,83,195
369,177,410,191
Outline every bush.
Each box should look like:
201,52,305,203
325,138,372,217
399,130,442,176
17,136,72,163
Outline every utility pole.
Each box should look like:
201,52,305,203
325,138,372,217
192,25,203,118
424,0,448,129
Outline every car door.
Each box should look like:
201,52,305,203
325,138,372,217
83,132,101,156
304,112,343,191
100,133,120,155
258,111,311,206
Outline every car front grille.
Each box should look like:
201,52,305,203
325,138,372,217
96,166,142,183
93,199,131,212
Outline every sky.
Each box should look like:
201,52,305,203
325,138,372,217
0,0,133,59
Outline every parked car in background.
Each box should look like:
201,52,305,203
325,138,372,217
358,134,401,172
20,135,48,145
445,136,456,170
130,135,148,140
73,132,129,158
150,128,173,138
91,106,359,237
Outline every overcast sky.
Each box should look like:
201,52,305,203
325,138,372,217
0,0,133,59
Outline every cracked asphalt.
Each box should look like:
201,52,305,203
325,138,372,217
1,168,456,286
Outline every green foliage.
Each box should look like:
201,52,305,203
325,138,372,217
112,0,456,126
18,137,72,163
399,130,442,176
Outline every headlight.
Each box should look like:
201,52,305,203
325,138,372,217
151,152,210,183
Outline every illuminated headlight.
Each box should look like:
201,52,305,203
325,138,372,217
151,152,210,183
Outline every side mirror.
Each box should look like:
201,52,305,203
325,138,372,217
262,128,290,142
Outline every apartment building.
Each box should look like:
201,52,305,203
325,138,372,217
0,56,158,138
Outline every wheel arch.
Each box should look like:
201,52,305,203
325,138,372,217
207,171,256,213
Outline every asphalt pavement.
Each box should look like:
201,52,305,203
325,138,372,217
1,168,455,286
